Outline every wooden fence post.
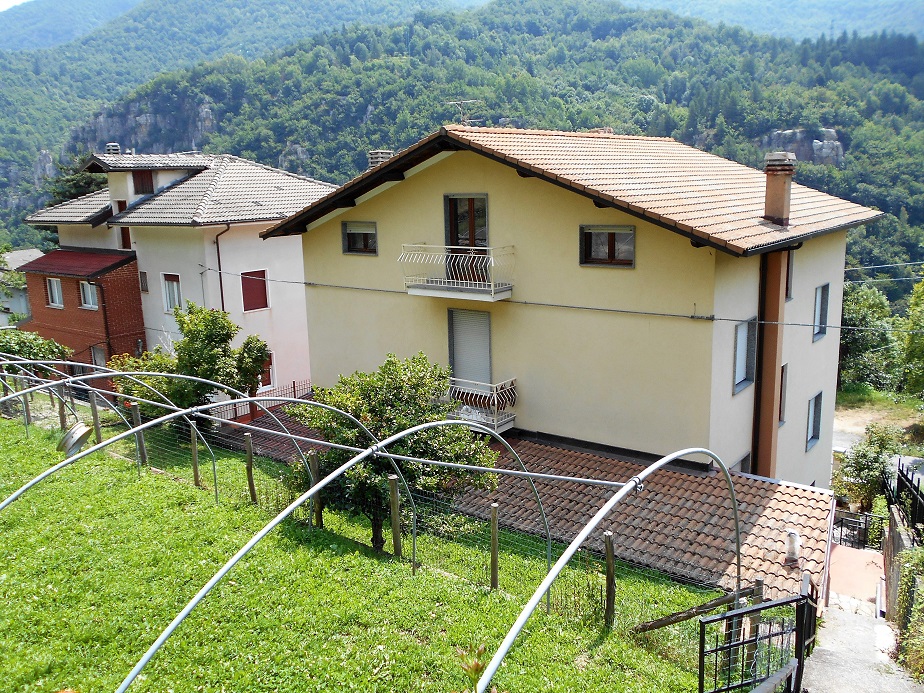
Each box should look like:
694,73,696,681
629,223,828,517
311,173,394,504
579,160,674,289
89,391,101,444
389,474,402,558
245,432,257,503
604,531,616,629
308,450,323,528
490,502,499,590
745,579,764,674
130,402,147,466
57,384,68,430
190,422,201,488
21,379,32,427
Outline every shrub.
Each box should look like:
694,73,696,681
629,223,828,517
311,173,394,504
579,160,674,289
867,495,888,548
897,547,924,679
832,423,901,511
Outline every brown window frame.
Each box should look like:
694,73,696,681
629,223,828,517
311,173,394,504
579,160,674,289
241,269,269,311
341,221,378,255
579,225,635,267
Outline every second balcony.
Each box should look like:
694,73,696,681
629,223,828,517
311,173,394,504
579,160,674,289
398,244,514,301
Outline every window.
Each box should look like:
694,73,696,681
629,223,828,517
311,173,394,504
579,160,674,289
448,309,492,386
785,251,794,301
163,273,182,312
445,195,488,248
241,270,269,311
116,200,130,250
733,318,757,393
779,363,788,425
342,221,377,254
259,353,274,389
580,225,635,267
79,281,98,310
46,278,63,308
139,271,149,293
132,170,154,195
90,346,107,367
813,284,829,341
806,392,823,450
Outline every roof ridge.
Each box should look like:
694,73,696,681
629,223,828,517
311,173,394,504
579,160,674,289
222,154,338,188
443,124,674,141
192,158,229,223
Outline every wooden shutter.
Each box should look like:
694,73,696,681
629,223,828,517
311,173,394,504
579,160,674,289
449,309,491,385
241,270,268,311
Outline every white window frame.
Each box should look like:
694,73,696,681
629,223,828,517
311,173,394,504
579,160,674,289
79,281,98,310
162,273,182,313
779,363,788,426
90,345,107,367
46,277,63,308
785,251,794,301
806,391,823,451
733,318,757,394
813,284,829,341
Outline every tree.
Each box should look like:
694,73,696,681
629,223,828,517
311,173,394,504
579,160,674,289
0,329,70,370
832,422,901,511
286,353,498,551
905,279,924,394
40,149,107,208
839,283,901,390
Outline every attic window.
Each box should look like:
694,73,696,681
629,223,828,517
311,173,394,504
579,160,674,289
132,170,154,195
580,225,635,267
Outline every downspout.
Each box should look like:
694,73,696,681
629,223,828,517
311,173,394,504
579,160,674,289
214,224,231,312
751,255,768,473
93,280,112,359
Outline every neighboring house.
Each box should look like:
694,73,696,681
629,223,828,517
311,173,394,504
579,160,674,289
25,149,335,390
264,125,882,488
0,248,43,326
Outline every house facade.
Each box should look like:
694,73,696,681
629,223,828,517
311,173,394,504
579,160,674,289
26,151,335,390
264,126,881,487
0,248,42,326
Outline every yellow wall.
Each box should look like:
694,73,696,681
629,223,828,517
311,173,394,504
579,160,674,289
303,151,722,455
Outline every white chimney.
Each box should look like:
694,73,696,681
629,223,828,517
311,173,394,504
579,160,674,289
784,528,801,566
367,149,394,170
105,142,121,155
763,151,796,226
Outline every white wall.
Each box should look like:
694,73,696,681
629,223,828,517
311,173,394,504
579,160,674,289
57,222,121,250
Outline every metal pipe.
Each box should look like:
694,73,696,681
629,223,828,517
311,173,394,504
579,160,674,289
475,447,742,693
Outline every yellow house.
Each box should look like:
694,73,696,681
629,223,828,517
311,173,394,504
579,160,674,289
264,126,881,488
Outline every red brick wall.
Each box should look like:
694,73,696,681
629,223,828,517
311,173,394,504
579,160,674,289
23,260,146,365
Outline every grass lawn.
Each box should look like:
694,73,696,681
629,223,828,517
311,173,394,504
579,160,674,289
0,418,709,692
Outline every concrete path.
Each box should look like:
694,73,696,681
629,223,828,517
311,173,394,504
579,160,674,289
802,544,923,692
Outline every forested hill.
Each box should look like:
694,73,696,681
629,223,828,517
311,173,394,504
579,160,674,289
57,0,924,303
0,0,144,51
621,0,924,41
0,0,463,229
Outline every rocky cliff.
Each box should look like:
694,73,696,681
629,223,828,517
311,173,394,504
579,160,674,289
760,127,845,167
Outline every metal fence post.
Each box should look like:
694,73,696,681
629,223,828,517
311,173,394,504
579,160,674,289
245,432,257,503
21,385,31,432
604,531,616,629
490,502,499,590
89,391,102,444
389,474,402,558
190,422,201,488
130,402,147,467
309,450,323,528
57,385,67,430
745,578,764,675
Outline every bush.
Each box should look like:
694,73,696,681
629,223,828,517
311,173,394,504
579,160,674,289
832,423,901,511
897,547,924,679
867,495,888,548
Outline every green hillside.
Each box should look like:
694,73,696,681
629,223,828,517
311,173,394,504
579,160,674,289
55,0,924,302
0,0,144,50
621,0,924,40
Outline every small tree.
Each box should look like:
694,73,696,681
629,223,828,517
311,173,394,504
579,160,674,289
833,422,901,511
287,353,498,551
839,283,900,390
0,329,70,371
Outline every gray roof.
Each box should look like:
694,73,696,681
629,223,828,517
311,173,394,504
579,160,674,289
110,155,336,226
84,152,215,172
25,189,111,226
2,248,44,270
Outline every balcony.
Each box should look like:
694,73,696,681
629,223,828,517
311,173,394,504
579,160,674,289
447,377,517,433
399,245,514,301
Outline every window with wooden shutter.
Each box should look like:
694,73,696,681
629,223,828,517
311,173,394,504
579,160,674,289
259,353,274,388
241,270,269,311
132,170,154,195
116,200,130,249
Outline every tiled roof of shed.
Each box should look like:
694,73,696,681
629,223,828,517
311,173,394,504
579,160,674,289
84,152,214,172
25,189,111,226
459,438,832,600
110,155,336,226
18,248,135,278
265,125,881,255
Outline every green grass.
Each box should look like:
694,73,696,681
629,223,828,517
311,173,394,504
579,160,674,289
0,418,710,692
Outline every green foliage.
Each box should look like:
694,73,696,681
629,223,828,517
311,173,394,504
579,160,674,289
0,0,144,51
287,352,498,551
40,149,106,208
897,546,924,679
107,349,180,417
839,283,901,390
905,278,924,393
867,494,888,548
832,423,901,510
0,329,70,369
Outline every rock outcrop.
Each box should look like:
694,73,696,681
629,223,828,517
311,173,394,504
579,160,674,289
760,127,845,167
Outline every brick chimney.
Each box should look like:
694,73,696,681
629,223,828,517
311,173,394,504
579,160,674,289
763,151,796,226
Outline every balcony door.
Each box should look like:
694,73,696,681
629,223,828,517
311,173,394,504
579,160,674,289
445,195,488,284
449,309,491,394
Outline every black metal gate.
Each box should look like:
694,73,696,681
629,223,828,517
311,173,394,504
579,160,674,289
831,509,887,551
699,576,818,693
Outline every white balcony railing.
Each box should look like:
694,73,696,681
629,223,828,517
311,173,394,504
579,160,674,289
446,376,517,432
399,245,514,300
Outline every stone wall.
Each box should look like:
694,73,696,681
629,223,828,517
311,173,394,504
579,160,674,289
886,504,917,621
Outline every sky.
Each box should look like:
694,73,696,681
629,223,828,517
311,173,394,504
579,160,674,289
0,0,30,11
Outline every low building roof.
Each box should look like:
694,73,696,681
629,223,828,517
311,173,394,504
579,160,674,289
2,248,44,270
24,189,111,227
460,438,832,600
83,152,215,172
18,248,136,279
263,125,882,256
108,155,336,226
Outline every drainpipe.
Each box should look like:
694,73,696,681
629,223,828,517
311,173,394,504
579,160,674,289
213,224,231,312
93,280,112,360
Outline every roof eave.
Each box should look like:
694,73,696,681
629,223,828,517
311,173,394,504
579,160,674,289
738,212,885,256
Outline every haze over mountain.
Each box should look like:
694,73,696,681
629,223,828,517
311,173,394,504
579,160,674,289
0,0,144,50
